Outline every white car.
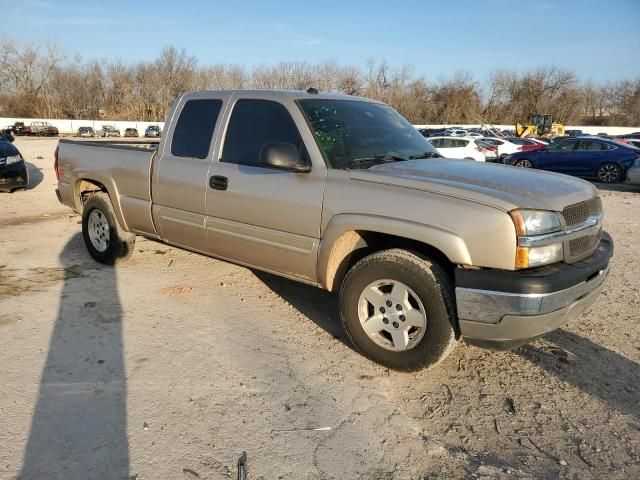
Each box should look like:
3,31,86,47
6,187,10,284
426,136,485,162
478,137,523,159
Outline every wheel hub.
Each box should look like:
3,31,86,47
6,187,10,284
357,279,427,351
599,165,617,182
88,209,110,253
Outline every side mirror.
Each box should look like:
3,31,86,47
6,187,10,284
260,142,311,173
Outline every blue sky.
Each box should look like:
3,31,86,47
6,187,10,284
2,0,639,85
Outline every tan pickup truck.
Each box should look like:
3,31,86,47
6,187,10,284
54,89,612,370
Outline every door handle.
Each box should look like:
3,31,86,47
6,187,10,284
209,175,228,191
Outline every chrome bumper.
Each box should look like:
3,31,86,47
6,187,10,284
456,265,609,350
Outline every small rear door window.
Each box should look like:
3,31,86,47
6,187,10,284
171,99,223,159
222,99,303,166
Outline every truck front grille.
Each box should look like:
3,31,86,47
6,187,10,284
562,197,602,227
568,233,601,258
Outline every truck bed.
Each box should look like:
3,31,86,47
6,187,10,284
56,139,159,237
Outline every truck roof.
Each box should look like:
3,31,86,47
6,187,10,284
180,89,381,103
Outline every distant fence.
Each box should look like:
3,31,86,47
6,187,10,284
1,117,638,137
0,117,164,136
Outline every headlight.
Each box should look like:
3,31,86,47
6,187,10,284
5,154,23,165
510,209,563,268
510,209,561,236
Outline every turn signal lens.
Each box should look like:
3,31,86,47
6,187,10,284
515,246,529,269
515,243,564,269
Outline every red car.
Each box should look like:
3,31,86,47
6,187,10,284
506,137,546,152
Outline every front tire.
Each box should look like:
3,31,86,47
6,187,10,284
514,159,533,168
596,163,622,183
339,249,457,371
82,193,135,264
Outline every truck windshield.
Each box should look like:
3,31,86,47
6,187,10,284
298,99,440,169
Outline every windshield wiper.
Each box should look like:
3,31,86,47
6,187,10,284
349,154,409,166
408,151,441,159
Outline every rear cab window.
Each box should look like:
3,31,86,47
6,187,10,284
171,99,223,159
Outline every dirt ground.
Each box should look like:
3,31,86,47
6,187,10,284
1,137,639,480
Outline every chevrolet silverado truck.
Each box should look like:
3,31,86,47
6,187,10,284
54,90,613,370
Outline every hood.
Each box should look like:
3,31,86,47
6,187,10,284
349,159,597,212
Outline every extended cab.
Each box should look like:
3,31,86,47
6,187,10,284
54,90,612,370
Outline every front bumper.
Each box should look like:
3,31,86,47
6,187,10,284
455,232,613,350
0,161,28,191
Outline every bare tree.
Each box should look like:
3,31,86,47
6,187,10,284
1,36,638,127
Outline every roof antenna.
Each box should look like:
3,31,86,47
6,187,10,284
306,87,319,95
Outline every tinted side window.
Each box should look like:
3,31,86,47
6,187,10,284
430,139,442,148
171,99,223,159
222,99,303,166
548,140,577,152
577,141,606,151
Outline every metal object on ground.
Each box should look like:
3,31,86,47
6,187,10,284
237,451,247,480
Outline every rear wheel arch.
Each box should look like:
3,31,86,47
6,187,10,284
74,177,130,232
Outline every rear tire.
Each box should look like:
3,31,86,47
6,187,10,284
596,163,622,183
82,193,135,265
339,249,457,371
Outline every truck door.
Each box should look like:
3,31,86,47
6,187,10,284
152,95,227,252
204,95,327,282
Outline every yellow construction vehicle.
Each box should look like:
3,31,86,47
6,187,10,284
515,114,565,138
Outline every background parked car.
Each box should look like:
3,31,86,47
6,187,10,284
566,129,583,136
7,122,29,136
124,128,139,137
506,137,547,154
615,132,640,139
144,125,161,137
418,127,447,137
97,125,121,137
0,139,28,192
473,139,498,161
28,121,58,136
478,137,523,160
1,128,15,143
626,157,640,186
77,127,95,137
505,137,640,183
446,128,468,137
613,137,640,148
426,136,485,161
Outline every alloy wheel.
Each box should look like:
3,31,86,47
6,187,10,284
357,279,427,351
